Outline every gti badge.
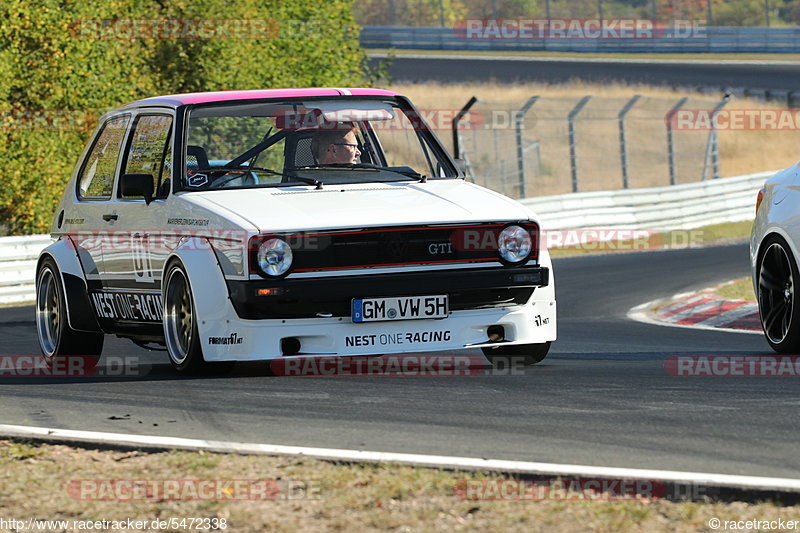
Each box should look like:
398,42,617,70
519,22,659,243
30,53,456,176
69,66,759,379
428,242,453,254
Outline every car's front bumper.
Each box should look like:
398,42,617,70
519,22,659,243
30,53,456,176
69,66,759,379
227,266,549,320
201,298,557,361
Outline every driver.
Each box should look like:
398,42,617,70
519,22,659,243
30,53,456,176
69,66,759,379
311,125,361,165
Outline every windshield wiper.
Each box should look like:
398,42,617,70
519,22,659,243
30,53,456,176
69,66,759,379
298,163,427,182
191,166,323,190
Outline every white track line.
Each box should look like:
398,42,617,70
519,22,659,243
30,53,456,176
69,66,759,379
627,298,762,335
0,423,797,492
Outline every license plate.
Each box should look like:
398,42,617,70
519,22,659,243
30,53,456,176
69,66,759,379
352,295,449,323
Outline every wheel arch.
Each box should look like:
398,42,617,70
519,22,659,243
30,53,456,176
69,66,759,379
161,237,238,362
755,228,800,292
37,238,102,333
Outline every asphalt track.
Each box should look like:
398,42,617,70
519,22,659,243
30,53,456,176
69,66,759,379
371,53,800,91
1,244,794,479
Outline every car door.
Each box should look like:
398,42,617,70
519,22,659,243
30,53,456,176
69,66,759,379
100,111,174,324
67,114,131,291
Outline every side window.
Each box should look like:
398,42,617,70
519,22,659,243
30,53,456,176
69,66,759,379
121,115,173,199
78,115,130,199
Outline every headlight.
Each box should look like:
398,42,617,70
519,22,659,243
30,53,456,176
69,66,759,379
257,238,293,276
498,225,532,264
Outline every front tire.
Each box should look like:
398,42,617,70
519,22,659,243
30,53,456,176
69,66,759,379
35,257,103,368
163,261,206,373
757,237,800,352
482,342,551,367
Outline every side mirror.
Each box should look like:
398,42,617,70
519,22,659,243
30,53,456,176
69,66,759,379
121,174,154,205
454,158,467,175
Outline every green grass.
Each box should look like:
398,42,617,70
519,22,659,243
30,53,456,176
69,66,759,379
716,277,755,301
0,441,45,463
550,220,753,258
369,48,800,62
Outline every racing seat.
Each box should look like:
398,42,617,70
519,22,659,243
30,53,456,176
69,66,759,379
285,133,317,169
186,145,210,172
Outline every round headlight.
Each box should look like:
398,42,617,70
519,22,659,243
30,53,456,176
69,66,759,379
498,225,532,264
257,238,293,276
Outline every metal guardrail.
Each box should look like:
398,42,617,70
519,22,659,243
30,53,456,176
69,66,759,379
521,170,775,232
361,26,800,53
0,235,53,305
0,170,774,304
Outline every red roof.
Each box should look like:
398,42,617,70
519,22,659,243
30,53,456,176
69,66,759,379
125,88,400,108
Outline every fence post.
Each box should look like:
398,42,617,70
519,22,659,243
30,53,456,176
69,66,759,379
702,93,731,181
452,96,478,160
568,96,592,193
618,95,641,189
666,97,688,186
515,96,539,199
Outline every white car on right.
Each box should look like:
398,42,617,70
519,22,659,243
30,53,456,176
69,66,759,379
751,163,800,352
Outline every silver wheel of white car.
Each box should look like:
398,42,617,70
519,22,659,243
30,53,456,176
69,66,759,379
758,238,800,352
163,262,235,375
35,257,103,366
164,262,205,372
36,264,61,356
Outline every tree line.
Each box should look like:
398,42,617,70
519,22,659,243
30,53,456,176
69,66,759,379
0,0,370,234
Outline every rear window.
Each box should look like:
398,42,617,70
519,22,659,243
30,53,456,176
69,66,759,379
78,115,130,199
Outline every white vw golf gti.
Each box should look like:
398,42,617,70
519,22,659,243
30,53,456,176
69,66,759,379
36,88,557,373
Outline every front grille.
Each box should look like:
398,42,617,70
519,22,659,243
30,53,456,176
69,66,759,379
249,222,539,273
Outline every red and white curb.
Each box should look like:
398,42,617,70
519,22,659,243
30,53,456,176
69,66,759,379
628,290,762,335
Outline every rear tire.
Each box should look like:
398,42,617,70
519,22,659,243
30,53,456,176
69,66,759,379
35,257,103,369
757,236,800,353
482,342,551,367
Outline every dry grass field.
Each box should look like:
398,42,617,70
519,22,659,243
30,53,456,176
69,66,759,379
387,82,800,196
2,440,798,533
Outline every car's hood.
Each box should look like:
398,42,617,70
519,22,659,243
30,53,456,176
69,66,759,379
187,180,534,232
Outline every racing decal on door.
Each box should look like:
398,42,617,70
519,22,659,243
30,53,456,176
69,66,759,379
131,233,154,283
91,290,162,322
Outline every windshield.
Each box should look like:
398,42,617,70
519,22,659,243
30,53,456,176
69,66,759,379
182,98,458,190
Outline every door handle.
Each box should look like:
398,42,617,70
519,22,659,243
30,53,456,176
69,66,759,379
102,214,118,222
